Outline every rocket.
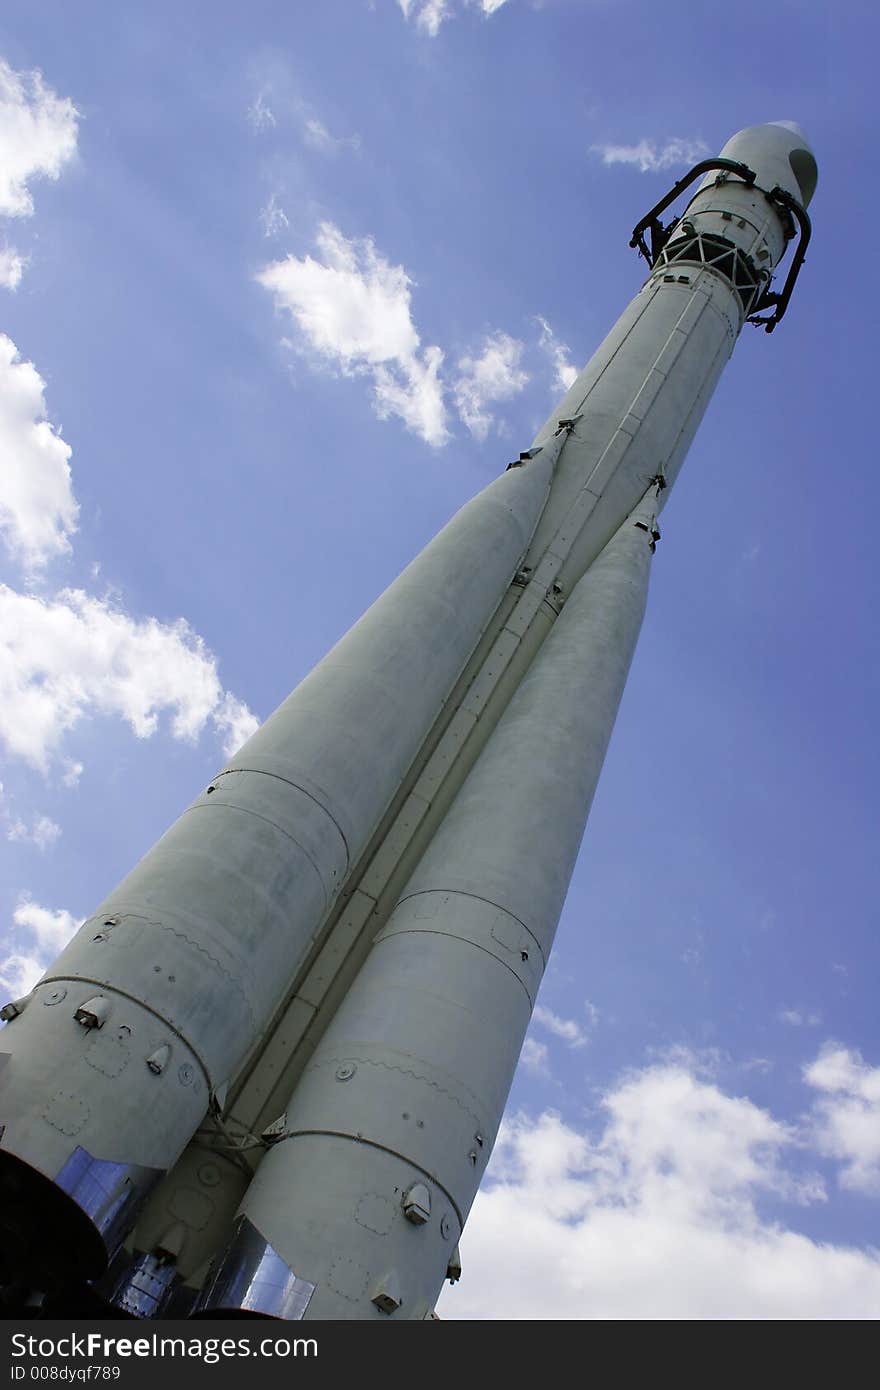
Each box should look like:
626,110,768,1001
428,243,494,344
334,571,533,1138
0,122,817,1319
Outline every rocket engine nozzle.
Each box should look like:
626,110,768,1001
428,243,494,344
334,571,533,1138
0,1145,159,1290
0,980,204,1288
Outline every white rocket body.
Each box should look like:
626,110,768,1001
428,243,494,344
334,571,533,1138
0,452,557,1286
0,124,817,1316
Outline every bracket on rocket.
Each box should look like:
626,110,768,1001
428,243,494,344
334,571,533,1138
629,158,757,265
629,159,811,334
745,187,811,333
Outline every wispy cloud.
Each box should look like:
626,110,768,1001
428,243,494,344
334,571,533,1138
0,72,80,559
259,193,289,239
11,897,80,956
0,59,78,218
0,246,25,289
0,58,78,289
398,0,452,36
7,813,61,850
520,1037,552,1078
303,117,361,156
258,222,448,446
0,333,78,569
805,1043,880,1194
591,137,709,174
453,331,528,441
0,897,83,998
61,759,83,788
246,73,359,157
533,1002,594,1050
779,1007,822,1027
397,0,511,34
247,90,276,131
536,316,578,394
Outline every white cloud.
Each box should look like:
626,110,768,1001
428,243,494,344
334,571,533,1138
779,1007,822,1027
61,758,83,788
303,117,333,150
0,61,72,293
7,813,61,850
34,813,61,848
536,316,578,393
805,1043,880,1195
453,332,528,440
743,1057,773,1075
258,222,449,446
397,0,509,32
0,897,83,997
0,78,258,789
520,1037,551,1078
0,59,78,220
12,898,81,957
247,91,276,131
681,931,704,967
0,334,79,569
417,0,451,33
213,691,262,758
372,346,447,446
261,223,418,367
646,1042,722,1077
0,584,259,773
591,137,710,174
0,951,46,998
245,69,359,155
0,246,25,289
533,1003,589,1049
303,117,360,155
259,193,289,239
398,0,451,35
437,1059,880,1320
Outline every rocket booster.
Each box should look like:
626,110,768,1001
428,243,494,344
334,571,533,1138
0,445,559,1288
0,123,817,1316
197,492,659,1319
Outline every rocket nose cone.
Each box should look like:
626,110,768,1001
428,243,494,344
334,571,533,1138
719,121,818,208
770,119,810,141
772,121,817,207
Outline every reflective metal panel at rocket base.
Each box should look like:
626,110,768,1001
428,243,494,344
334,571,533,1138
0,123,817,1319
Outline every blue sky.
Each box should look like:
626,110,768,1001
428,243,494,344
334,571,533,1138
1,0,879,1318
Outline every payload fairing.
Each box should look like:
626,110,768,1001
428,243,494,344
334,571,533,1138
0,122,817,1319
